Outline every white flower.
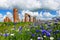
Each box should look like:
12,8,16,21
10,33,14,36
37,37,43,40
43,35,46,38
40,37,43,40
37,37,40,39
50,37,54,40
30,39,33,40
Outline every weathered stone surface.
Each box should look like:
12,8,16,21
33,17,36,22
13,8,20,23
4,17,11,22
25,13,31,22
24,13,36,22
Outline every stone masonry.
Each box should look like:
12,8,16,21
13,8,20,23
4,17,11,22
24,13,36,22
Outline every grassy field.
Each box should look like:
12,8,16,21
0,22,60,40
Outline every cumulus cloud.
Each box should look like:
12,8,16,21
39,18,52,20
43,12,53,17
39,12,43,17
18,13,23,21
56,10,60,17
22,10,39,16
41,0,60,10
37,11,56,20
6,12,13,18
0,0,60,10
0,0,59,21
2,12,13,22
6,12,13,21
21,10,56,20
0,13,3,22
0,13,3,18
0,0,41,10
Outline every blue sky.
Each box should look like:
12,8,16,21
0,0,60,22
0,9,57,15
0,9,12,15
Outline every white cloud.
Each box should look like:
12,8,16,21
7,12,13,17
42,12,56,18
22,10,39,16
18,13,23,21
36,12,43,19
34,12,39,16
41,0,60,10
0,13,3,22
22,10,39,20
37,11,56,20
39,12,43,17
0,0,41,10
22,10,56,20
43,12,52,17
0,0,60,10
0,0,59,21
0,13,3,18
39,18,52,20
56,10,60,17
7,12,13,22
3,12,13,22
22,10,33,16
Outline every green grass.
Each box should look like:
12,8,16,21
0,22,60,40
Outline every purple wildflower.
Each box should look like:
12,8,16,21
54,20,58,22
3,33,9,37
19,26,22,31
46,32,50,37
41,30,47,35
36,30,40,33
56,18,60,21
31,34,35,37
42,30,46,33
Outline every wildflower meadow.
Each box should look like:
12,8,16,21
0,20,60,40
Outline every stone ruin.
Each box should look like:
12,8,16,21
4,8,36,22
4,17,11,22
13,8,20,23
24,13,36,22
